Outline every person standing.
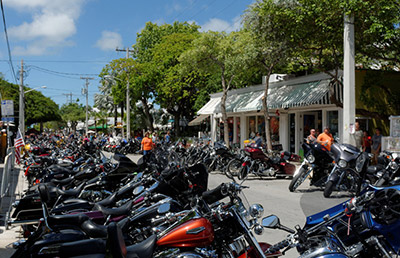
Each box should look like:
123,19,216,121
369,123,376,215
371,128,382,164
307,129,317,144
254,132,263,147
165,131,171,144
353,122,363,150
317,127,334,151
141,131,153,162
362,131,372,153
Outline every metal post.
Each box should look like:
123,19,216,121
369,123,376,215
343,14,356,145
80,77,94,135
19,60,24,138
126,48,131,140
116,47,134,140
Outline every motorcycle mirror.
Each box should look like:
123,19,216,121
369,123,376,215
157,203,171,214
133,186,145,195
262,215,280,228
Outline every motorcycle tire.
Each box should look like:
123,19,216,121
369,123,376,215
225,159,241,179
238,166,249,181
324,181,335,198
288,167,308,192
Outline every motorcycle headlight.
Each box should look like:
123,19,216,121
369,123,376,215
338,160,348,168
307,155,315,164
390,161,399,171
249,204,264,219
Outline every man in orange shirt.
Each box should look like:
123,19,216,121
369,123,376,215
141,131,153,161
317,127,334,151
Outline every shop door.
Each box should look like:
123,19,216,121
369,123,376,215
301,112,318,144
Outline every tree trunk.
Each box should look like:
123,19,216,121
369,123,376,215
174,113,180,137
220,74,230,148
141,98,154,131
114,104,118,126
40,122,43,132
263,72,273,152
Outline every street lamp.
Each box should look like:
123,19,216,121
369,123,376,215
103,75,130,139
19,86,47,137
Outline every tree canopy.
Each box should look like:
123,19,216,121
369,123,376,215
0,79,60,126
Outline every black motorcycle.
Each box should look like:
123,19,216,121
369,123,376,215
323,142,361,197
288,140,334,192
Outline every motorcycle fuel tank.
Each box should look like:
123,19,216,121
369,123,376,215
157,218,214,247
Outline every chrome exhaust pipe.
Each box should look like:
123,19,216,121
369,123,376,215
7,219,39,227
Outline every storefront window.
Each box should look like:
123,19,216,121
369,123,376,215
327,111,339,138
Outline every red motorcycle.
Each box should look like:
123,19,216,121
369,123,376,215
238,144,296,180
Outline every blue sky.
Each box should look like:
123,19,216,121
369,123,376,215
0,0,254,107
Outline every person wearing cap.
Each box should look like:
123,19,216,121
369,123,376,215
317,127,334,151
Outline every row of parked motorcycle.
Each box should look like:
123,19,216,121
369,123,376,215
101,137,141,155
6,136,400,257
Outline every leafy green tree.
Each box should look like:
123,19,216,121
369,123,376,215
243,0,299,151
0,79,60,130
180,30,257,147
152,32,209,136
59,103,86,132
253,0,400,120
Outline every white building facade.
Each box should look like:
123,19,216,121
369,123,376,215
193,72,344,154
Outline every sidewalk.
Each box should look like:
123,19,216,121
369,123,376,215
0,163,27,256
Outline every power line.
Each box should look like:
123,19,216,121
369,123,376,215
29,65,99,77
187,0,218,21
170,0,199,22
0,0,17,84
0,59,110,64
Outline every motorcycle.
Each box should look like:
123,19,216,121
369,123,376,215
238,144,296,180
323,142,361,197
288,140,334,192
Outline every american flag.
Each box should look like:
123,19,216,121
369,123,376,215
14,129,24,164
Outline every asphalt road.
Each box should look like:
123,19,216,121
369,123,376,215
122,153,352,258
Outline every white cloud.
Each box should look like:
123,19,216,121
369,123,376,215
95,31,123,51
6,0,85,56
200,15,243,33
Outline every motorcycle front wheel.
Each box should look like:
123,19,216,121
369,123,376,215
324,181,335,198
238,165,249,180
225,159,241,179
288,167,309,192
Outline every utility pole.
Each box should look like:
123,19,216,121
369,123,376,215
342,14,356,145
116,47,134,139
80,77,94,135
19,60,25,138
62,92,73,104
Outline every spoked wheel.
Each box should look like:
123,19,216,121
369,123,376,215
288,167,309,192
225,159,242,179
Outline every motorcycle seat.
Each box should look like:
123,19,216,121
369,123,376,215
48,213,90,227
81,219,108,238
93,200,133,216
51,176,74,185
55,183,85,197
56,239,106,257
367,164,385,174
96,192,118,207
126,234,157,258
